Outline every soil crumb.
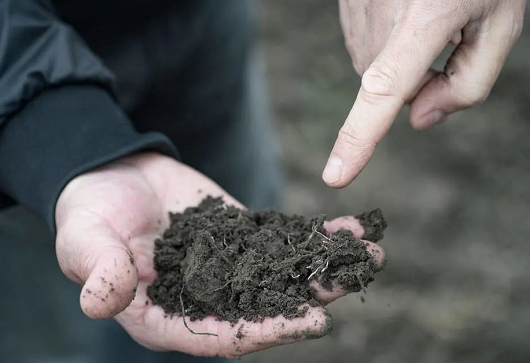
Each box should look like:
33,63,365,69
147,197,387,323
356,209,387,242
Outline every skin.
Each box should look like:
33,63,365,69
323,0,527,188
55,152,386,358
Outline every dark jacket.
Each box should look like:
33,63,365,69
0,0,180,229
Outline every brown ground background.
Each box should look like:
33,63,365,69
245,1,530,363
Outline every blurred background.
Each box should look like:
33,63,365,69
245,1,530,362
1,1,529,362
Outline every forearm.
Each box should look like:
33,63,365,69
0,0,177,231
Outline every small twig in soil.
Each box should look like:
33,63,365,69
312,226,333,244
196,279,234,301
302,228,316,247
179,286,218,337
320,260,329,273
307,266,322,280
210,280,233,293
286,234,296,252
208,235,233,266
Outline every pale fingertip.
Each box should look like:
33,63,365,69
232,307,332,356
363,240,386,271
322,154,344,186
324,216,365,239
309,241,385,304
416,109,447,130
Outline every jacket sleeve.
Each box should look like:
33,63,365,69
0,0,178,231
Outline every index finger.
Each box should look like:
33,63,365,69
323,19,455,187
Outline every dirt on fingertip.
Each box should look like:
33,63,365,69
147,196,387,323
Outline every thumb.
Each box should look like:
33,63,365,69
323,18,455,188
56,218,139,319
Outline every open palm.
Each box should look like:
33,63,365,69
54,152,385,358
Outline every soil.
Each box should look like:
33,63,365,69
147,196,386,323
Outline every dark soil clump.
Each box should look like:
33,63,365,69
356,209,387,242
147,197,387,323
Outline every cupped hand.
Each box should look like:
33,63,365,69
323,0,527,187
55,152,385,358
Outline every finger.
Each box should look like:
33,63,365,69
410,13,524,130
118,291,331,359
324,216,387,269
363,240,386,271
310,239,386,305
324,216,365,239
310,280,347,305
322,19,456,188
216,306,331,358
56,218,139,319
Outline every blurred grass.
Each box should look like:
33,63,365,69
244,1,530,362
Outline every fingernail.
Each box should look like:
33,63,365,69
323,155,343,184
423,110,447,127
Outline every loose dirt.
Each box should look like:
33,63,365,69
147,196,386,323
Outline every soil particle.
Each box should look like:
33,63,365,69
127,250,135,266
236,323,245,339
147,197,386,323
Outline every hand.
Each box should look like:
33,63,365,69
55,152,386,358
323,0,527,187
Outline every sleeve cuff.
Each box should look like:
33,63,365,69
0,85,178,231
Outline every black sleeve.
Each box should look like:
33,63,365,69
0,0,178,231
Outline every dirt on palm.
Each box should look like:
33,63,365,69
147,196,387,323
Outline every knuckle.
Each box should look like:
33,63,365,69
361,61,400,98
402,0,452,25
337,126,372,150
